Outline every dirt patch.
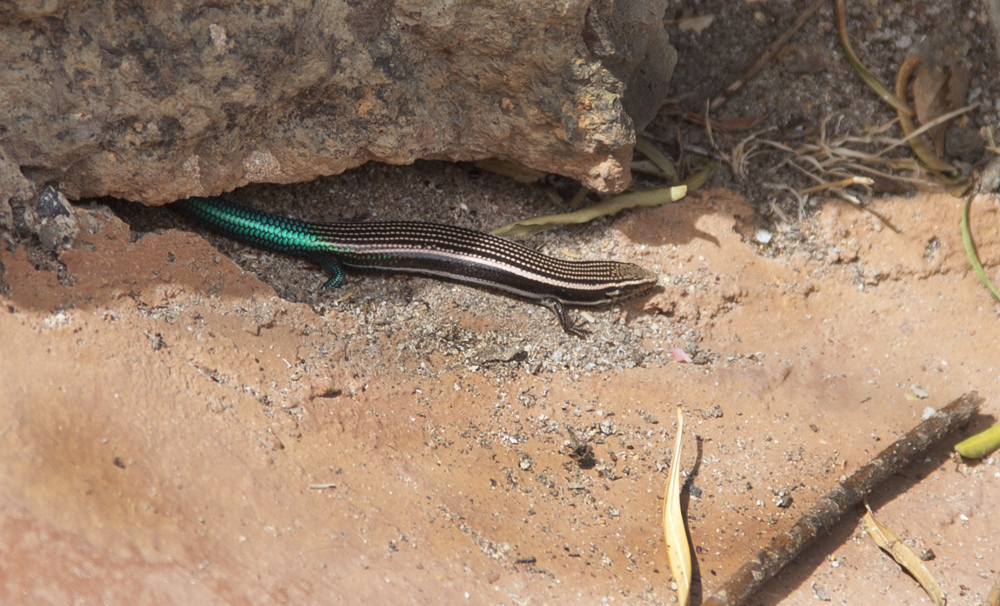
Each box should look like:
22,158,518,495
2,180,998,604
4,0,1000,603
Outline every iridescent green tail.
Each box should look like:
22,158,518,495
173,197,345,287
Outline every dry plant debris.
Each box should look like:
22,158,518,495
704,0,983,219
662,405,691,606
702,392,982,606
961,194,1000,304
860,500,946,606
835,0,914,118
491,185,687,237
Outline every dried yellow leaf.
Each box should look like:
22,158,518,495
663,406,691,606
860,501,945,606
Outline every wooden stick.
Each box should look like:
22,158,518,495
703,391,983,606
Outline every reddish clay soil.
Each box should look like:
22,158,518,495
2,180,998,605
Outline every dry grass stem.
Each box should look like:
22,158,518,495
724,128,775,181
750,110,964,205
880,103,979,154
800,177,875,195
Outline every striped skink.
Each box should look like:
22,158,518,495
174,197,658,336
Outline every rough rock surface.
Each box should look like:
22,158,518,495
989,0,1000,62
0,150,35,240
0,0,676,204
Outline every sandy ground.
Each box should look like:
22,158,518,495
1,164,998,604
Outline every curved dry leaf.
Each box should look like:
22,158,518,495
663,406,691,606
491,185,687,237
894,55,956,175
635,136,679,181
860,501,945,606
683,162,712,191
913,61,971,156
632,159,669,178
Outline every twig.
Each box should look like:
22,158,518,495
710,0,827,110
703,391,983,606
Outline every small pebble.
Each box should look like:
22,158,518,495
813,583,831,601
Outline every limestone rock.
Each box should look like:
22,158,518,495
0,149,35,239
0,0,676,204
